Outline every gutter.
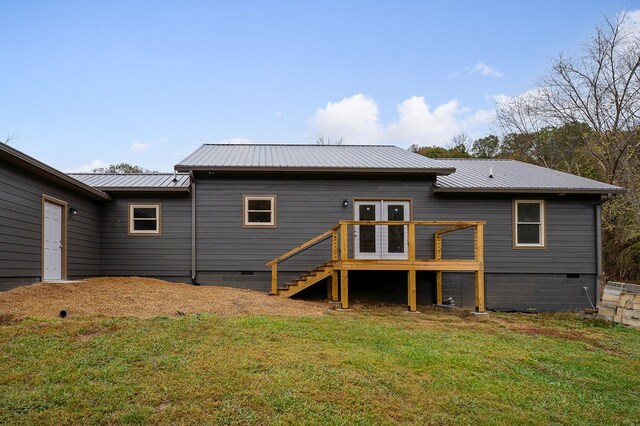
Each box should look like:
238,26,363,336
90,187,191,193
432,186,626,195
174,165,457,175
596,202,603,303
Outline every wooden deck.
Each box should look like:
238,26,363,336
267,220,486,312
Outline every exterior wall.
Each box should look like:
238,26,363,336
194,175,599,273
0,162,100,289
99,194,191,278
193,174,600,310
442,272,597,312
194,175,440,287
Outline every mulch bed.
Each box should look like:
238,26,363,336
0,277,327,321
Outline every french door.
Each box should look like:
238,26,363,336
353,200,410,260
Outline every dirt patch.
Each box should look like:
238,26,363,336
0,277,327,320
493,318,628,356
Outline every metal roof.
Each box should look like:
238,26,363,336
69,173,190,192
434,159,624,194
0,143,111,201
175,144,455,174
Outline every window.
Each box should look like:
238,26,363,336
243,196,276,227
129,204,161,235
514,200,545,248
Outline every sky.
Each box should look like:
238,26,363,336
1,0,638,172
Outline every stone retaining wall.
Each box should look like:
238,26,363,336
598,282,640,329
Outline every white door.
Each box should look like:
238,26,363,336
354,200,410,260
43,201,63,281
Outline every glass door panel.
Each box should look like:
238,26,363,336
354,202,380,259
382,201,409,259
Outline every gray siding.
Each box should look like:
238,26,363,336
99,195,191,278
0,162,100,284
195,176,599,275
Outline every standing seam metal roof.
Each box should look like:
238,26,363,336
68,173,190,190
434,159,624,194
175,144,455,172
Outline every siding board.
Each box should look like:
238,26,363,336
195,176,598,275
0,162,101,282
99,196,191,277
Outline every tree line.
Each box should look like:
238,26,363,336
411,12,640,283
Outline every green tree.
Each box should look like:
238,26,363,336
495,12,640,281
93,163,156,173
471,135,500,158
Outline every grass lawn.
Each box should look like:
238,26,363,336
1,308,639,425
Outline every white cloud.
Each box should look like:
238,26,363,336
310,94,494,146
450,61,504,79
310,94,383,144
469,61,503,78
67,159,108,173
386,97,464,144
221,137,253,144
620,9,640,36
129,141,151,155
275,111,283,118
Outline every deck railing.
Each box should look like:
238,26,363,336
266,220,486,312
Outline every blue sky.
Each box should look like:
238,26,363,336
0,0,636,172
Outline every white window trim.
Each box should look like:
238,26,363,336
129,204,161,235
514,199,545,248
243,195,276,227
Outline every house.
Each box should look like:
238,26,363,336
0,143,625,312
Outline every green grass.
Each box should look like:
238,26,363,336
0,309,639,425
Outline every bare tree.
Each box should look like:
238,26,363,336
1,133,17,145
497,12,640,183
316,136,344,145
496,12,640,280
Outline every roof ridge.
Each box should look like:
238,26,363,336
201,143,398,147
436,158,515,161
68,172,186,175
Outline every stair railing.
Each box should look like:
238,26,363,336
266,224,341,294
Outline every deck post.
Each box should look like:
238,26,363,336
408,269,417,311
408,223,416,261
340,269,349,309
435,234,443,305
270,263,278,295
332,230,338,261
340,223,348,261
407,223,417,311
339,222,349,308
474,223,485,312
331,270,339,301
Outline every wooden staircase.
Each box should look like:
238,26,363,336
267,220,486,312
277,262,334,297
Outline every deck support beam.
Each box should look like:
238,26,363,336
340,269,349,309
474,223,485,313
408,269,416,312
270,264,278,295
436,271,443,305
331,270,339,301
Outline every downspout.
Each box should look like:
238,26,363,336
595,193,616,303
595,201,602,303
190,170,199,285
